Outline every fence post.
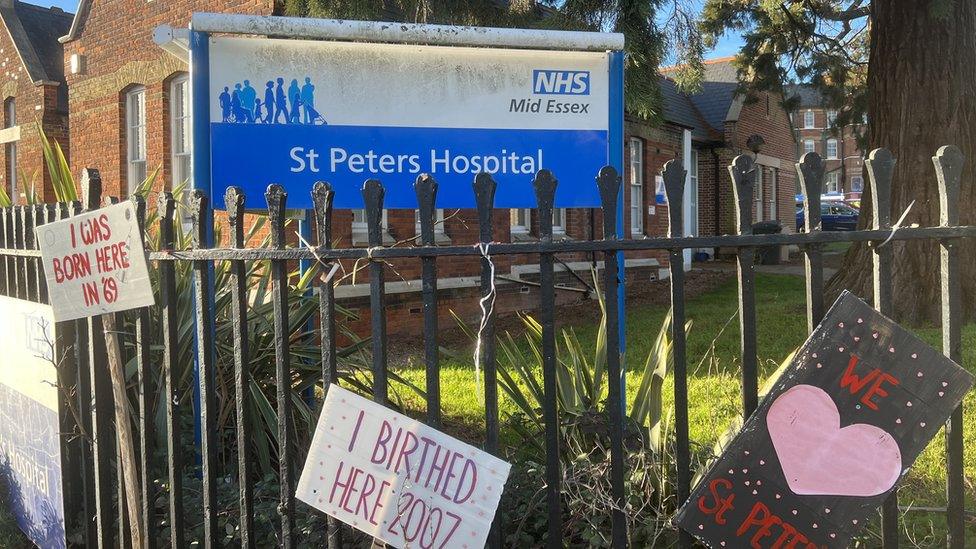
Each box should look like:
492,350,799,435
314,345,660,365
225,186,255,548
533,169,563,548
933,145,965,548
472,172,501,549
78,169,115,548
155,191,185,548
728,155,759,416
865,147,898,548
596,165,627,548
663,158,693,548
266,184,296,548
189,189,219,548
797,152,826,331
414,174,442,428
311,181,343,549
362,179,389,407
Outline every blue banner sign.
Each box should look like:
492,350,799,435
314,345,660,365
0,297,65,549
205,36,612,209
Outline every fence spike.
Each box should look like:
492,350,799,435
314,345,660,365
80,168,102,212
596,166,620,240
362,179,385,246
662,159,687,238
473,173,497,242
265,184,288,248
866,148,896,230
188,190,208,249
933,145,964,227
130,194,147,235
156,192,175,226
312,182,335,245
415,174,438,245
728,154,756,235
797,152,825,233
225,187,246,243
533,169,557,241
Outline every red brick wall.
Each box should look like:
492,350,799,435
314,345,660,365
792,107,866,195
63,0,275,198
0,21,68,203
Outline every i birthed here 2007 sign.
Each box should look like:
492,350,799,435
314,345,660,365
296,385,511,549
676,291,973,548
206,36,611,209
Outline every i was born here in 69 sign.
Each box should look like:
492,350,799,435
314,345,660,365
676,291,973,548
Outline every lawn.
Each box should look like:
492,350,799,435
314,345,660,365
394,273,976,547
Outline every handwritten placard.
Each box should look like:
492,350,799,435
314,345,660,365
297,385,511,549
676,291,973,547
36,201,154,322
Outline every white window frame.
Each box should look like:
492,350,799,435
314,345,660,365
125,87,147,195
170,75,191,190
629,137,644,236
5,97,15,201
352,209,389,243
688,149,699,236
803,110,815,129
851,175,864,193
825,172,840,194
414,208,447,238
803,139,815,155
552,208,566,235
827,110,837,126
510,208,531,234
826,138,838,159
754,166,764,222
769,167,778,220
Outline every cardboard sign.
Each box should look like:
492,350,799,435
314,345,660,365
297,385,511,549
36,201,154,322
676,291,973,548
206,36,612,209
0,296,66,548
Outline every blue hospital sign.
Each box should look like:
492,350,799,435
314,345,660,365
0,297,65,549
205,36,612,209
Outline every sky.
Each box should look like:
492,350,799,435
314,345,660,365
26,0,745,60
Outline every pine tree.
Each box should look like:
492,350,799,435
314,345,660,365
697,0,976,322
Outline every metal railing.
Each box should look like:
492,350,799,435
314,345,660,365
0,146,970,548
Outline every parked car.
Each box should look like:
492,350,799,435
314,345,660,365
796,202,860,231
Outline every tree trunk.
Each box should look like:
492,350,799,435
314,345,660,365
826,0,976,323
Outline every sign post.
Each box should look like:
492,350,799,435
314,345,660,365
36,200,155,547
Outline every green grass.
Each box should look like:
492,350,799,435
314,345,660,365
392,273,976,546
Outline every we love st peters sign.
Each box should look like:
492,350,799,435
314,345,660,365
676,291,973,548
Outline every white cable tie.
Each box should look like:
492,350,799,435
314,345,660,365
877,200,915,249
473,241,497,397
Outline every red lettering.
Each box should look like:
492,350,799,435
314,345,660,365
736,501,780,548
53,258,64,283
370,421,393,465
839,354,899,410
698,478,735,525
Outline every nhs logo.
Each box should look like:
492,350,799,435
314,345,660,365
532,70,590,95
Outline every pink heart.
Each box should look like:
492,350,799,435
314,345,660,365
767,384,902,497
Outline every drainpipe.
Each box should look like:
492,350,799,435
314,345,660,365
711,147,721,237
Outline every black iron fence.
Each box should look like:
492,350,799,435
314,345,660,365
0,146,972,548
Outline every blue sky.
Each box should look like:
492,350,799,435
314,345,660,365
26,0,745,60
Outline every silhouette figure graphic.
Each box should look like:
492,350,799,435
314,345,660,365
274,78,288,124
301,77,315,124
287,79,302,124
241,80,257,120
218,87,231,122
253,99,263,124
232,83,252,123
263,81,275,123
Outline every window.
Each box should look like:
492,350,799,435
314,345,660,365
803,140,815,155
851,175,864,192
803,110,815,128
4,97,15,201
629,137,643,235
125,87,147,194
769,167,778,219
688,149,699,236
353,209,388,242
754,166,764,222
414,208,447,239
170,75,191,189
827,110,837,126
826,139,838,159
552,209,566,235
510,208,531,234
825,172,840,193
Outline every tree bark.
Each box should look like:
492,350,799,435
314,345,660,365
826,0,976,323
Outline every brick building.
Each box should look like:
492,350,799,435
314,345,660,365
661,58,798,252
4,3,796,335
787,84,865,198
0,0,71,203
